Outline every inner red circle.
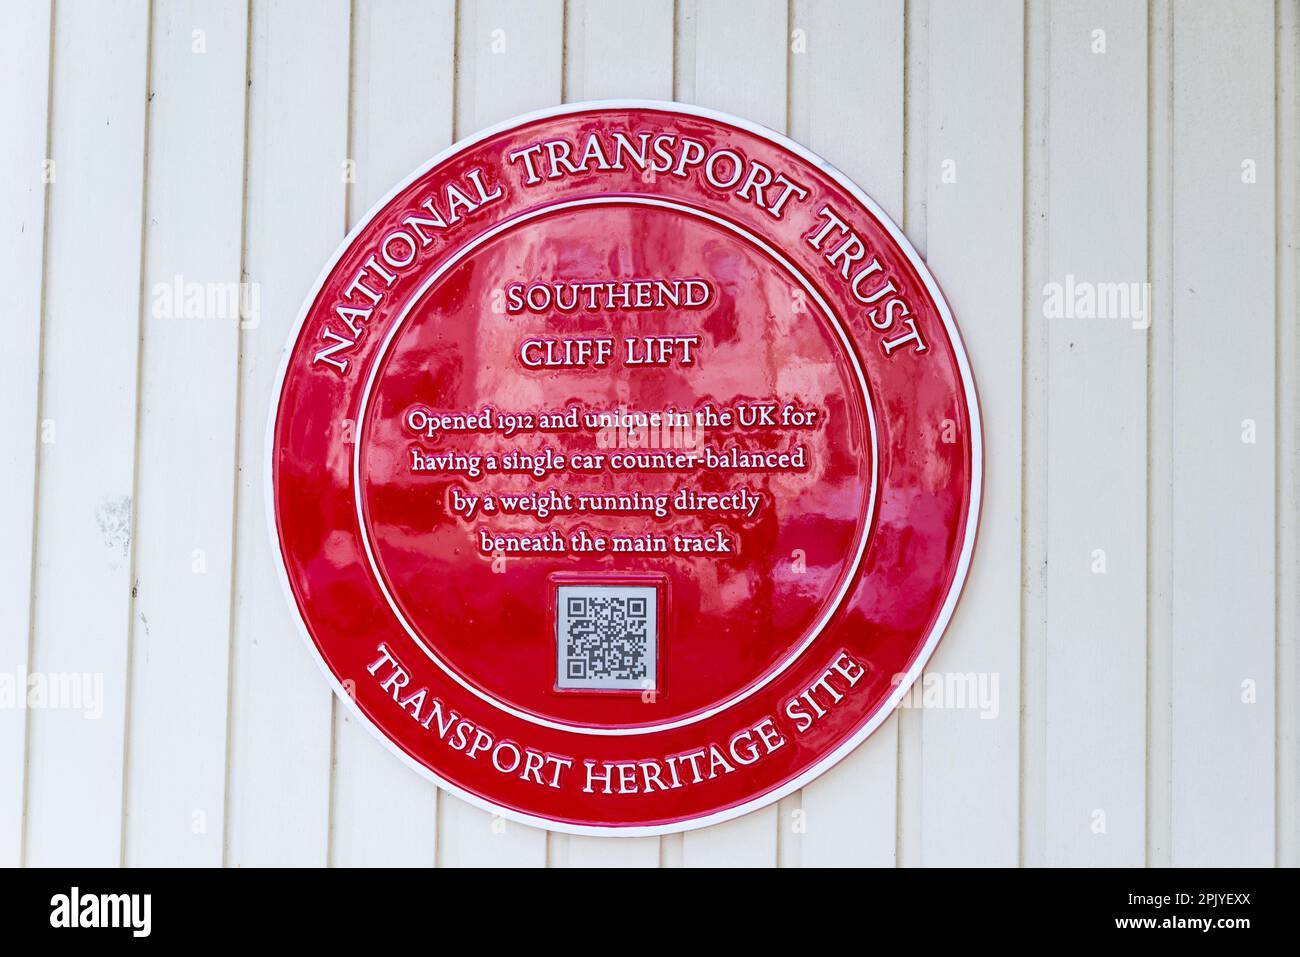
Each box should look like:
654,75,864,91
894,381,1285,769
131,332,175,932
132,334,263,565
358,202,873,729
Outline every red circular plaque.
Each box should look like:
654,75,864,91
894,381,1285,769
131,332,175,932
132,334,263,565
268,102,980,834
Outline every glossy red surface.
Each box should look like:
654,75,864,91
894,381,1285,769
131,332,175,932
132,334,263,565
269,103,979,833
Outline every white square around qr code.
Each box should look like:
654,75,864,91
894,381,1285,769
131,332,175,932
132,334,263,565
556,585,657,691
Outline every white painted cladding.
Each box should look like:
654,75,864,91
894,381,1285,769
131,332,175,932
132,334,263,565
1,0,1295,868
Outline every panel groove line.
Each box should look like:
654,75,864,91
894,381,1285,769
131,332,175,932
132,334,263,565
221,0,258,870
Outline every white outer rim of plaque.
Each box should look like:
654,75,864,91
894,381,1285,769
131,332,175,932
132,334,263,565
350,195,878,736
265,100,984,837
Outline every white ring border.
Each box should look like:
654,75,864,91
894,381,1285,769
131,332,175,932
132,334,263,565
264,100,983,837
351,196,879,736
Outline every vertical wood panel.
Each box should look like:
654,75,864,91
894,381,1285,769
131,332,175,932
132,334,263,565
678,0,786,868
226,0,350,867
1147,0,1175,868
569,0,674,100
547,0,676,871
1170,0,1275,866
125,0,248,867
791,0,904,868
328,0,454,870
436,0,562,867
1042,0,1149,866
691,0,786,132
454,0,564,132
922,0,1023,866
0,0,51,867
24,0,150,867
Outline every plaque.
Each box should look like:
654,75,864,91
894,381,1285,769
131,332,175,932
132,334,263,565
267,102,980,834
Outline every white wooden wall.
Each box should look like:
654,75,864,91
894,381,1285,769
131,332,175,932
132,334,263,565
1,0,1295,867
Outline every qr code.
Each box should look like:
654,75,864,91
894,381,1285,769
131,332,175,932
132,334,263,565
556,585,657,690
